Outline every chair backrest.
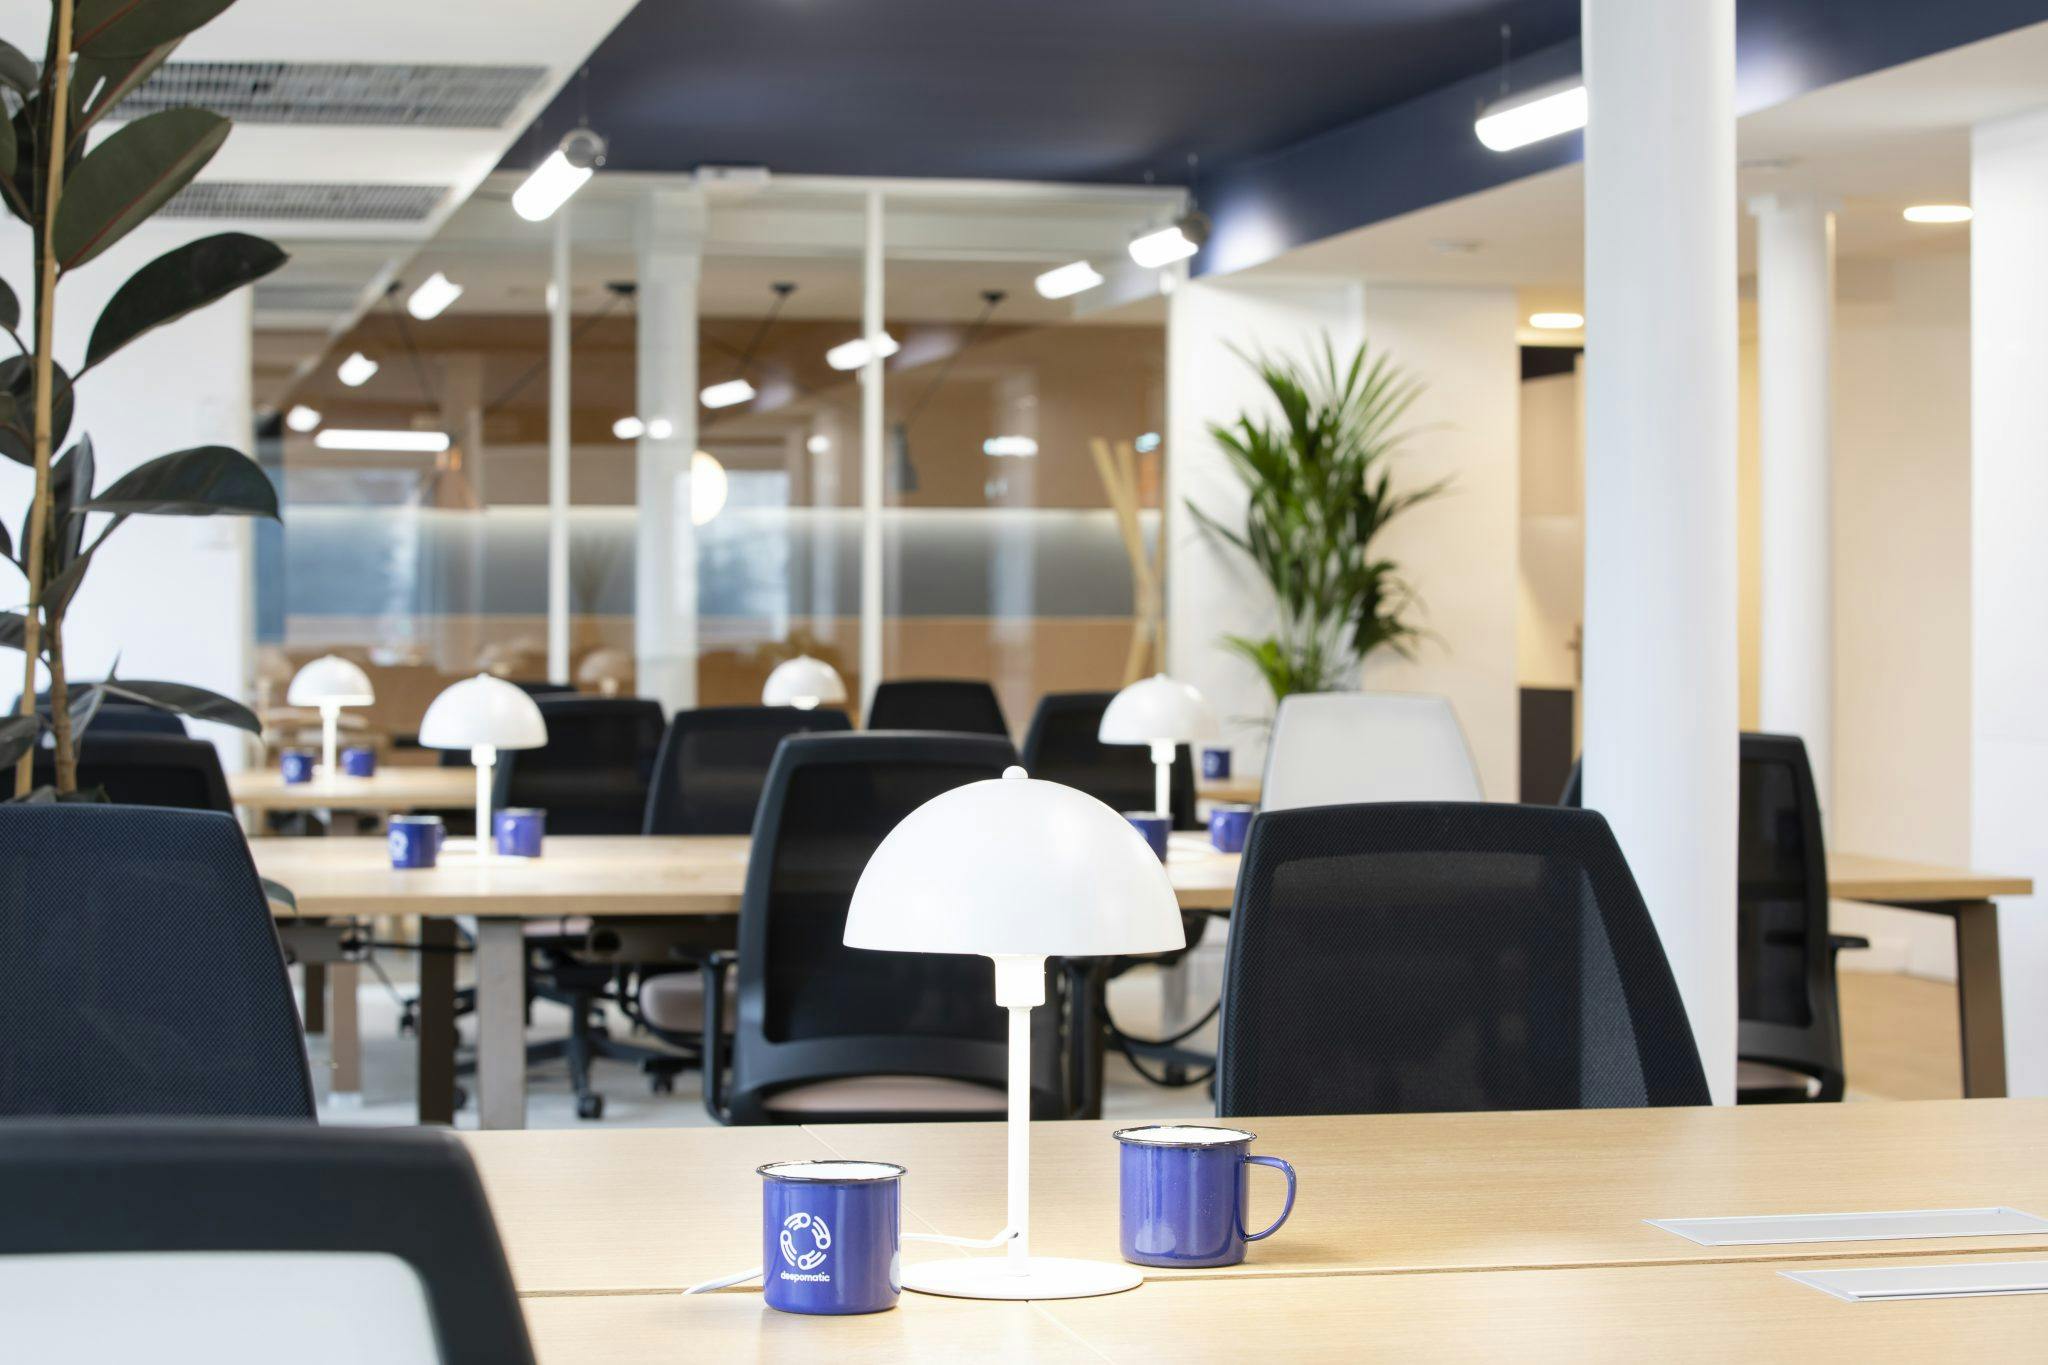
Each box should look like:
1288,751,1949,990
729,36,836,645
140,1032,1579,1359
0,1123,534,1365
1736,732,1843,1093
493,696,666,834
865,679,1009,738
1020,691,1198,829
642,705,852,835
512,681,578,698
0,805,315,1119
729,731,1059,1122
1260,691,1484,811
1217,802,1708,1117
32,733,232,812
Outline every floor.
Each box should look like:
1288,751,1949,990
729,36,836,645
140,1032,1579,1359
304,957,1961,1128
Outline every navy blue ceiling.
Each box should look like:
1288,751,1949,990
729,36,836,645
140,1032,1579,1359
503,0,1580,184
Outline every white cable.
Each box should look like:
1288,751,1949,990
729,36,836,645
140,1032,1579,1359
681,1226,1015,1294
684,1265,763,1295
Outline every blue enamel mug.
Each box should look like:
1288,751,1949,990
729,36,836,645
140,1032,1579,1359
1115,1125,1297,1268
1124,811,1170,861
494,807,545,858
1208,803,1254,854
388,815,441,869
759,1160,904,1315
279,749,315,784
1201,745,1232,781
341,745,377,777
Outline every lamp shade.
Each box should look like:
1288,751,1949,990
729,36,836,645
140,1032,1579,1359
762,655,847,709
286,654,374,708
1098,672,1218,746
417,674,548,751
846,768,1184,958
575,647,635,687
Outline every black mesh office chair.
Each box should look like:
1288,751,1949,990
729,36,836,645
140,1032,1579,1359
494,696,666,834
1020,691,1197,829
1736,733,1866,1102
513,680,579,698
30,732,231,811
866,679,1009,738
642,705,853,835
0,1123,534,1365
700,731,1062,1124
0,805,315,1119
1216,802,1710,1116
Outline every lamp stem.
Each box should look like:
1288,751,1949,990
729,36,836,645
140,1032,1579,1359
1150,739,1176,819
1007,1002,1030,1270
473,744,497,857
321,705,340,781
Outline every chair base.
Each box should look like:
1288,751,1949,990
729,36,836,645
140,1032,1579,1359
903,1256,1141,1301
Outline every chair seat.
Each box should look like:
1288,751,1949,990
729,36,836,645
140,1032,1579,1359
1736,1058,1822,1102
638,969,733,1033
523,916,593,940
762,1074,1007,1116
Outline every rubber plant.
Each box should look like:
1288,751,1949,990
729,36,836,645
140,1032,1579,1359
0,0,286,798
1190,334,1447,707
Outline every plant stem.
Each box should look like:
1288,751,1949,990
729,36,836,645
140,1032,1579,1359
47,611,72,791
14,0,75,798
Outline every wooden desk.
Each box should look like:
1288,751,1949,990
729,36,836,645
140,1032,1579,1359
461,1100,2048,1296
230,765,473,817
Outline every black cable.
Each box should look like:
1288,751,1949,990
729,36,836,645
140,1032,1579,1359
899,289,1006,432
482,286,630,416
383,285,441,410
1104,996,1221,1088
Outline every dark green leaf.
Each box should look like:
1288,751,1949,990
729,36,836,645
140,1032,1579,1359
0,713,37,769
0,39,35,96
74,0,238,58
79,444,278,518
53,108,229,270
72,41,182,137
68,683,108,738
0,103,15,181
86,233,286,371
0,275,18,333
260,876,297,912
0,610,25,650
52,437,96,566
0,356,76,466
99,678,260,735
43,548,95,616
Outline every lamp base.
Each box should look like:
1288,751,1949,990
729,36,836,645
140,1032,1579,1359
902,1256,1141,1301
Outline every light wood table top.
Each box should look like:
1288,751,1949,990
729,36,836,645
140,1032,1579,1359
462,1099,2048,1297
254,835,754,918
230,764,473,815
1197,775,1262,805
523,1255,2048,1364
1825,851,2034,902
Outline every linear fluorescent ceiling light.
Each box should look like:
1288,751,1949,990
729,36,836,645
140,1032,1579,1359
983,435,1039,458
1035,260,1104,299
825,332,900,371
314,429,451,453
613,416,644,440
1128,218,1205,269
1903,204,1972,224
284,404,322,433
1475,78,1587,151
700,378,757,409
406,271,463,320
513,127,607,223
1528,311,1584,330
336,351,378,387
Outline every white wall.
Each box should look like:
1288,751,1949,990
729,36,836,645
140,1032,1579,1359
1518,364,1584,692
1971,106,2048,1097
0,222,257,767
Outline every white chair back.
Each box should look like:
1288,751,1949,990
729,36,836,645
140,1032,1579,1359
1260,691,1483,810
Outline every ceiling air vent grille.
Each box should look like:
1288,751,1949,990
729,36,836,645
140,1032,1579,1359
160,182,449,222
115,61,548,128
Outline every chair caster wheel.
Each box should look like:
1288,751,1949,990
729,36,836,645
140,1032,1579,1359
649,1074,675,1096
577,1094,605,1120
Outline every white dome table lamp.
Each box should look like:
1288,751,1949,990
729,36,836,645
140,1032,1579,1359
575,646,635,697
761,655,847,711
418,675,548,857
1099,673,1219,818
286,654,375,781
845,766,1184,1299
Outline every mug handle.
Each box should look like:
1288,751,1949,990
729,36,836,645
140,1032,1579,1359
1239,1154,1297,1242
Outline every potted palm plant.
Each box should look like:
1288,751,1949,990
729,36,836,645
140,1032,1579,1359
1,0,286,797
1191,335,1445,709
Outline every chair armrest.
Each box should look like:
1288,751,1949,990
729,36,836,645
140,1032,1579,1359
701,951,737,1125
1828,933,1872,954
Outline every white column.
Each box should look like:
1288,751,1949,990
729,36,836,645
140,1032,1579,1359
1581,0,1739,1103
546,209,572,685
1971,107,2048,1096
859,191,885,715
1749,192,1837,814
634,188,707,714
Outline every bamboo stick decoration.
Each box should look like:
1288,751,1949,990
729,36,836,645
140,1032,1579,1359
1091,437,1164,683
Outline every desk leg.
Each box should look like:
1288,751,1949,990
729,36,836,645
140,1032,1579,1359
476,919,528,1130
1952,901,2009,1099
328,960,361,1105
1064,959,1107,1121
416,919,457,1126
302,962,326,1035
